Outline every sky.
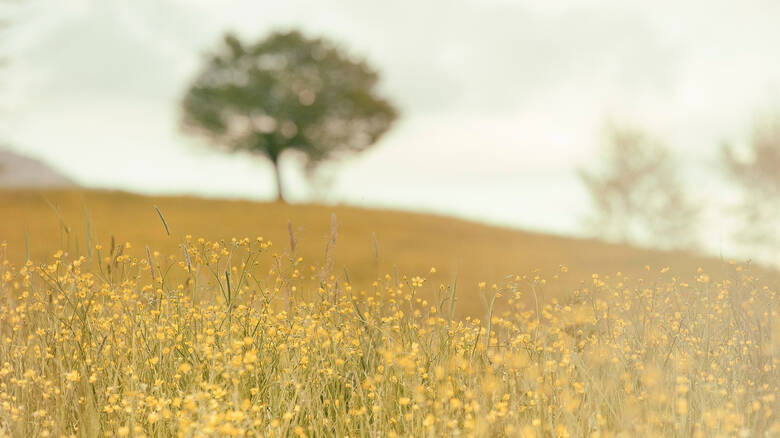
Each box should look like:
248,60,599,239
2,0,780,260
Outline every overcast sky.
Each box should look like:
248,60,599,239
3,0,780,259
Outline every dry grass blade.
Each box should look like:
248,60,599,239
146,245,155,282
154,205,171,237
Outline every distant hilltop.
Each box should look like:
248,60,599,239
0,149,77,188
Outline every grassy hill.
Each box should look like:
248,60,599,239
1,188,778,437
0,190,756,313
0,188,745,314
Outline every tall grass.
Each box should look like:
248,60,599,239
0,188,741,317
0,228,776,437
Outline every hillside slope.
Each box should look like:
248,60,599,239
0,150,77,188
0,188,744,314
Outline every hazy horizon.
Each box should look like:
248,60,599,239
2,0,780,262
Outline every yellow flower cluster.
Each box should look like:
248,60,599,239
0,238,777,437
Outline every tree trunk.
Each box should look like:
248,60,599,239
271,158,285,202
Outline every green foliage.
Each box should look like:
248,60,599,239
181,30,398,201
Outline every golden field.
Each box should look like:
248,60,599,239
0,188,778,437
0,189,745,314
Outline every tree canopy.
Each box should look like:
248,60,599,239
181,30,398,201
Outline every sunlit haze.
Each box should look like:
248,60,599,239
3,0,780,260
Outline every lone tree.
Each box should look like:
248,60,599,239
181,30,398,201
722,113,780,256
578,124,700,250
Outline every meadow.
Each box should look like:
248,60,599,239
0,189,740,315
0,189,777,437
